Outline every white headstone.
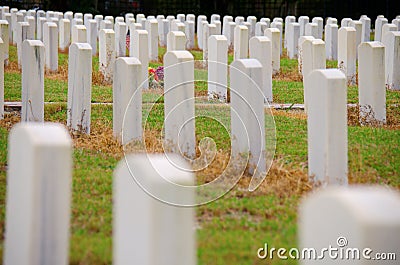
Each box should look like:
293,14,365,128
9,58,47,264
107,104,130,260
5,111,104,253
287,22,300,59
71,24,87,43
302,39,326,110
312,17,323,39
341,17,352,27
338,27,356,85
186,14,195,22
16,21,29,67
222,15,233,37
0,20,9,64
177,13,185,22
374,17,388,41
100,20,113,30
185,20,195,49
298,16,309,36
211,14,220,24
349,20,362,57
260,17,270,27
3,13,11,43
247,16,257,37
358,42,386,124
255,21,268,36
208,35,228,101
197,18,207,50
99,29,115,84
114,22,127,58
59,19,70,51
159,19,169,47
132,30,149,89
299,186,400,265
325,23,338,60
249,36,273,102
84,19,97,56
94,15,103,32
382,31,400,90
4,123,72,265
304,22,318,38
24,15,35,39
43,22,58,72
113,57,142,144
284,16,296,48
113,154,196,265
271,21,283,54
234,25,248,60
167,31,186,51
36,17,47,41
235,16,245,25
203,23,218,60
67,43,92,134
230,59,266,176
264,28,280,75
306,69,347,185
21,40,44,122
146,19,158,61
164,50,195,157
360,16,371,42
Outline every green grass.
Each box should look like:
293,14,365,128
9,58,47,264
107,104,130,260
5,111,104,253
0,43,399,265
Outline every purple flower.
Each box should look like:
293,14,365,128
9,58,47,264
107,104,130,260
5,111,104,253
155,66,164,81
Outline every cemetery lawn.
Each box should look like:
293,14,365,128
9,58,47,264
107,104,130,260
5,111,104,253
0,45,399,264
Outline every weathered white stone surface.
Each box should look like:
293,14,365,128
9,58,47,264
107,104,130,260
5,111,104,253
298,16,309,36
43,22,58,72
265,28,280,74
0,20,9,65
132,30,149,89
159,18,168,47
24,15,35,39
247,16,257,37
208,35,228,101
164,51,195,158
167,31,186,51
287,22,300,59
312,17,323,39
222,15,233,37
226,22,236,49
114,22,127,57
358,42,386,124
234,25,248,60
99,29,115,84
3,13,11,44
382,31,400,90
302,39,326,110
299,186,400,265
4,123,72,265
86,19,97,56
113,154,196,265
341,17,352,27
230,59,266,176
360,16,371,42
374,16,388,41
235,16,244,25
306,69,347,185
146,19,158,61
338,27,356,85
71,24,87,43
100,20,113,30
59,19,70,51
67,43,92,134
284,16,296,48
304,22,318,38
177,13,185,22
186,14,195,22
203,23,218,60
21,40,44,122
113,57,142,144
260,17,270,27
271,21,283,54
349,20,362,57
197,15,207,49
94,15,103,32
185,20,195,49
211,14,220,24
16,21,29,67
381,23,397,41
325,23,338,60
36,17,47,41
249,36,272,102
255,22,268,36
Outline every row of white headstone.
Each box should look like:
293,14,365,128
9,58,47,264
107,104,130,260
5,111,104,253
4,122,400,265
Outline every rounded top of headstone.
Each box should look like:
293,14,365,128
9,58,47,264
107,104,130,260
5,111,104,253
10,123,71,147
308,68,346,80
231,58,263,69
